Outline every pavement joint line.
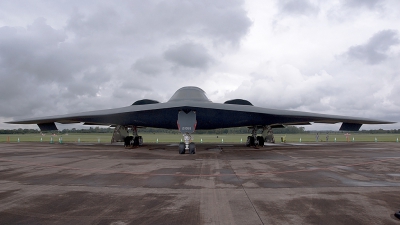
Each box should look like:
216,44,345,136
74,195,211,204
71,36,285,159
228,159,265,225
0,157,398,177
271,150,297,159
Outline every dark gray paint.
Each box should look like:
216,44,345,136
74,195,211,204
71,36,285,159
6,86,394,131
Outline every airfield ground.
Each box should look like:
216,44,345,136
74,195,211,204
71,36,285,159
0,142,400,224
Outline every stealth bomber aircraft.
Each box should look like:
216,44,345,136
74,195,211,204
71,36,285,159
7,86,394,154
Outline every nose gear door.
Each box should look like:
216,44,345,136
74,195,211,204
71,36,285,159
177,111,197,134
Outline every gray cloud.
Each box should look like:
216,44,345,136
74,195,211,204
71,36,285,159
164,43,214,69
277,0,319,16
327,0,396,22
128,0,252,45
65,0,251,46
132,57,165,75
344,0,382,9
345,30,399,65
0,18,67,81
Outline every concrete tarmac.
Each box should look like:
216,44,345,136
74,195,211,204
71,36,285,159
0,142,400,224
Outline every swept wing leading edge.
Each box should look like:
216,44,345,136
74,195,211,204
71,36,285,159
6,86,394,131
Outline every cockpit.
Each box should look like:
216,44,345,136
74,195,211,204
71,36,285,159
168,86,212,102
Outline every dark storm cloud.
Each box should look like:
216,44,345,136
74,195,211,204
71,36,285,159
0,18,67,81
0,0,252,124
277,0,319,15
0,18,68,117
164,43,214,69
0,17,112,84
345,30,399,65
0,18,113,118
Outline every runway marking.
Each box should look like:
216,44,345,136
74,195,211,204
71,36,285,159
0,157,398,177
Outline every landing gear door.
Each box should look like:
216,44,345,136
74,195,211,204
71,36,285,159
177,111,197,134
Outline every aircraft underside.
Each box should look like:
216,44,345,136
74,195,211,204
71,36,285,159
111,109,275,154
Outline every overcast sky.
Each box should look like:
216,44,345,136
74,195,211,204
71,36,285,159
1,0,399,131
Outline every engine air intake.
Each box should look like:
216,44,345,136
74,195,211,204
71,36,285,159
224,99,253,106
132,99,160,105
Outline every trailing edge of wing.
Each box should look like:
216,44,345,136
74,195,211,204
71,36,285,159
57,121,81,124
313,121,338,124
270,122,312,129
83,122,111,126
270,124,286,128
283,122,313,126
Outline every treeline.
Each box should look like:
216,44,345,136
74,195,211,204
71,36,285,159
359,128,400,134
0,127,113,134
1,126,399,135
0,129,40,134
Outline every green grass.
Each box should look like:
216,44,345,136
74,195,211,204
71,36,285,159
0,133,399,143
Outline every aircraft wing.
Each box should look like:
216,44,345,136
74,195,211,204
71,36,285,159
6,99,393,132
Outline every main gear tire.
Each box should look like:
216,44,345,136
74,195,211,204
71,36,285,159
124,136,133,147
245,136,251,147
132,136,140,146
246,136,255,147
189,142,196,154
138,136,143,146
179,142,185,154
257,136,264,147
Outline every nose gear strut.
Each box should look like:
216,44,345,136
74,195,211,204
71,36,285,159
177,110,197,154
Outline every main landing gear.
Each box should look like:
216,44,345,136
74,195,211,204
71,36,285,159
125,126,143,147
246,125,274,147
124,135,143,147
110,125,143,147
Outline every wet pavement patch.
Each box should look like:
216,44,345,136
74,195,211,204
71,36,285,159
0,189,19,201
0,191,201,224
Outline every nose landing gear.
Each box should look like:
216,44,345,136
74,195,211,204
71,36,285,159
177,110,197,154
